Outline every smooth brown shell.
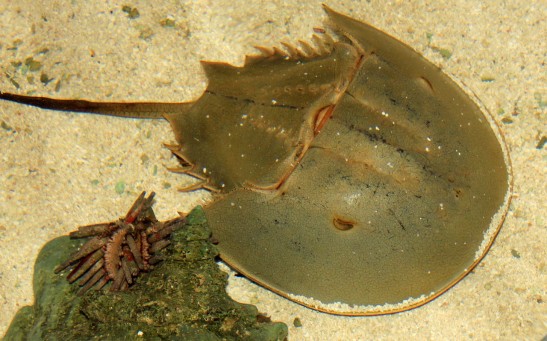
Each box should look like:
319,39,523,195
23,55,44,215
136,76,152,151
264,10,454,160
197,6,512,314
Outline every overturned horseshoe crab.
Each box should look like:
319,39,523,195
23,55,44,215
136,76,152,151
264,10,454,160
0,6,512,315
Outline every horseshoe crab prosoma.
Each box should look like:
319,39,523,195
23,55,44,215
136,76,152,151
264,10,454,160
0,6,512,315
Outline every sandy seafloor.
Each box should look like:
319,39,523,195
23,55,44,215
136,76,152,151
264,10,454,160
0,0,545,339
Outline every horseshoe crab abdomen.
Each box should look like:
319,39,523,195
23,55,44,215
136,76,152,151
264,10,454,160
165,42,359,192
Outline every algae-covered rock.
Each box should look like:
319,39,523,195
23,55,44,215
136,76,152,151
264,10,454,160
4,207,288,340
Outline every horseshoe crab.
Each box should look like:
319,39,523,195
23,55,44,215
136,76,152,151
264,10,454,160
0,6,512,315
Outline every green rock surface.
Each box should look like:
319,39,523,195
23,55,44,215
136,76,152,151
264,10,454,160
4,207,288,340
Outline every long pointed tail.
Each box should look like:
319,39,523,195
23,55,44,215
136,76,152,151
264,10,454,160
0,91,193,119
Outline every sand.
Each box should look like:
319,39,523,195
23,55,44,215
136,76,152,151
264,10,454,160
0,0,545,339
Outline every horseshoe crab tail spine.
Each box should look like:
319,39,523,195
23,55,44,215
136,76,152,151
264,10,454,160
0,91,195,119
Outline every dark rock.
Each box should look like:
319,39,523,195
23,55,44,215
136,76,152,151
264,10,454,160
4,207,287,340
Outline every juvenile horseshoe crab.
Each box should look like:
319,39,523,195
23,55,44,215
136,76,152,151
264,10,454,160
0,6,512,315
